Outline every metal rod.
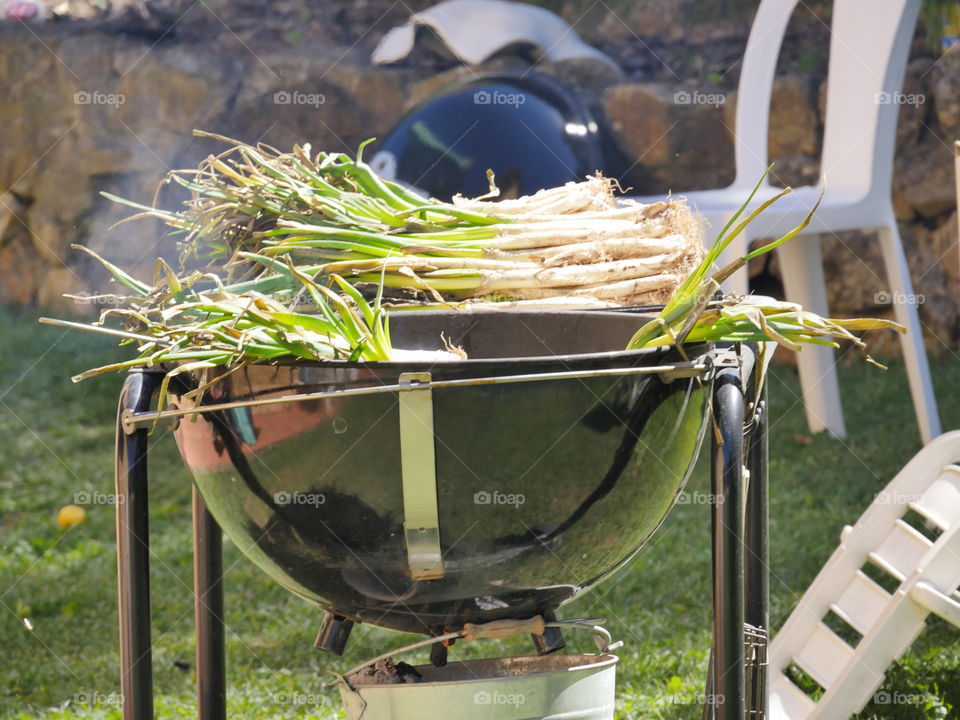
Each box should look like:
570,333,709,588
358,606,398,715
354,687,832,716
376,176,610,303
744,397,769,628
711,369,746,720
115,370,163,720
122,361,711,431
744,390,769,717
192,486,226,720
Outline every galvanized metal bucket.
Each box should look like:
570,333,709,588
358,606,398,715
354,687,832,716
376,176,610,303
339,653,618,720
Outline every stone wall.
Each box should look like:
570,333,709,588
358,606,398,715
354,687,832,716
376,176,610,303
0,1,956,351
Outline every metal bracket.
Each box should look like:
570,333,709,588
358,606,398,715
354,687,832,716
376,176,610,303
711,346,741,370
398,372,444,581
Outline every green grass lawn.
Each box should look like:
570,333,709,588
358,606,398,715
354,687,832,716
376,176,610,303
1,305,959,719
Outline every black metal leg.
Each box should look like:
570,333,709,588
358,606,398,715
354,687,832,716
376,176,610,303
116,370,163,720
711,369,746,720
315,612,354,657
193,487,226,720
532,609,566,655
745,388,769,718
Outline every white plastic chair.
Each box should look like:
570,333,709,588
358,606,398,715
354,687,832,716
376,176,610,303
768,430,960,719
631,0,940,444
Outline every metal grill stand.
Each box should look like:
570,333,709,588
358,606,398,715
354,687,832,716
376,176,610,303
113,346,769,720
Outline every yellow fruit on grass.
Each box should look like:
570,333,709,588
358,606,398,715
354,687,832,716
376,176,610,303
57,505,86,530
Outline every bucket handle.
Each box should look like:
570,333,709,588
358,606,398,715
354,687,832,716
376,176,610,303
328,616,622,691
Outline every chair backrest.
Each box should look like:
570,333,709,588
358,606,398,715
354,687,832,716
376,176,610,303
820,0,919,200
734,0,919,200
768,431,960,719
733,0,800,188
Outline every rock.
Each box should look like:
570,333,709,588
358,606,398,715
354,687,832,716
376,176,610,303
24,208,70,265
814,219,959,351
894,138,956,218
322,53,416,133
406,65,476,110
0,33,62,191
687,19,750,46
901,217,959,347
593,0,689,43
537,57,625,98
931,50,960,142
0,235,39,305
37,266,85,311
895,58,932,149
229,47,387,153
601,82,734,193
768,155,820,189
116,49,236,138
820,230,886,316
930,211,959,287
603,83,674,168
768,74,818,160
0,191,25,241
891,186,915,221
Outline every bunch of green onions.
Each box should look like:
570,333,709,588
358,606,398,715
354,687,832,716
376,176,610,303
44,137,904,394
107,131,703,308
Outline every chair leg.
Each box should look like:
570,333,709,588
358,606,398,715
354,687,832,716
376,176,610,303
776,234,847,437
193,487,226,720
876,221,941,444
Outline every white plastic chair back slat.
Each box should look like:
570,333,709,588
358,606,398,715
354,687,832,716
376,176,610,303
769,432,960,719
819,0,919,200
909,465,960,530
830,570,891,636
731,0,798,188
810,595,930,718
793,623,855,689
868,519,933,581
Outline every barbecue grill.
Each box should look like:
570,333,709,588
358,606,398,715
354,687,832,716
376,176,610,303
111,309,770,720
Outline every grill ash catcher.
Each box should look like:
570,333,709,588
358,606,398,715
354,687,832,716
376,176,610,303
111,310,770,719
